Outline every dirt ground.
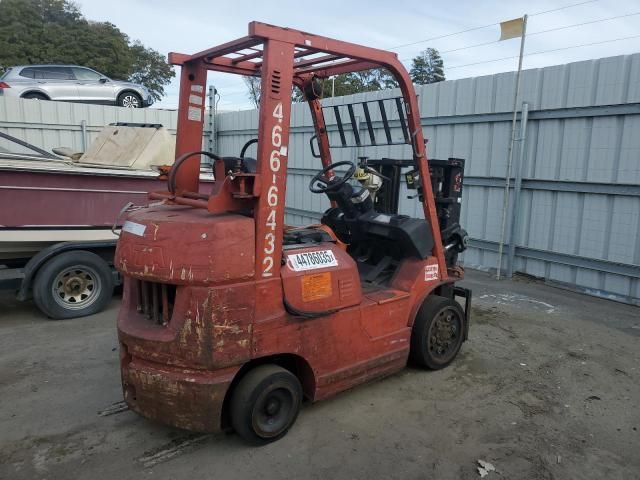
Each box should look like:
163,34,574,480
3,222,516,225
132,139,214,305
0,269,638,480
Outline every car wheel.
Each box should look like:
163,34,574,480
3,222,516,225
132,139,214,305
33,250,114,320
117,92,142,108
230,365,303,444
22,92,48,101
410,295,465,370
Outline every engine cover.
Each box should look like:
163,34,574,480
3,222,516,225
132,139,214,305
281,244,361,315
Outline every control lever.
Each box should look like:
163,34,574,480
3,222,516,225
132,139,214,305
357,156,391,182
405,168,423,200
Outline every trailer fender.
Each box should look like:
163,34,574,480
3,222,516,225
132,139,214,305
17,240,118,301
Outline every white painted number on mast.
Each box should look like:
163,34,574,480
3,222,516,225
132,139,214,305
262,101,285,277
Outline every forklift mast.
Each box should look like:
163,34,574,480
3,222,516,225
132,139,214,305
156,21,447,280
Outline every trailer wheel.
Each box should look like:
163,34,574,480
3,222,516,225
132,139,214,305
410,295,465,370
33,250,114,320
230,365,302,444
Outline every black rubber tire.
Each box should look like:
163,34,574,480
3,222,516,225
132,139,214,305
22,92,48,101
230,365,302,445
410,295,465,370
117,91,142,108
33,250,114,320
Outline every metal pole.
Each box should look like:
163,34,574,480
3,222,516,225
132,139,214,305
506,101,529,278
496,14,527,280
207,85,216,156
332,76,335,97
80,119,87,152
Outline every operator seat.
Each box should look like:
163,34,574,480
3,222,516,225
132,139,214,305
310,160,435,261
323,208,434,260
320,181,434,260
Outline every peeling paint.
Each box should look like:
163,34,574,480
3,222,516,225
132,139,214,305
214,324,243,334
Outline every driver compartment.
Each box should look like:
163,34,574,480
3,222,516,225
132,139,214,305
308,155,467,288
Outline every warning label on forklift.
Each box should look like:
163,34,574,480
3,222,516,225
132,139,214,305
424,264,439,281
301,272,333,302
287,250,338,271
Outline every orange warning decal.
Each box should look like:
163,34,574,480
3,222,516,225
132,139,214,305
301,272,332,302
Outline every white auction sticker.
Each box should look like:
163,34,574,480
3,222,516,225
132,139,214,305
287,250,338,271
122,221,146,237
424,264,439,281
187,106,202,122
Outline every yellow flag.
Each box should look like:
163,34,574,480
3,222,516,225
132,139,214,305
500,17,524,41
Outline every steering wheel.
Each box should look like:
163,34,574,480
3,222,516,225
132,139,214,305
309,161,356,194
168,150,222,194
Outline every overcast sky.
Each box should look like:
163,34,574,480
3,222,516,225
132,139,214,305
77,0,640,110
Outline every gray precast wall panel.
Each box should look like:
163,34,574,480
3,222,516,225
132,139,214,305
0,95,217,155
215,53,640,304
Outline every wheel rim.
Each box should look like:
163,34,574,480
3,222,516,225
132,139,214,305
51,265,102,310
427,306,463,362
251,385,296,438
121,95,140,108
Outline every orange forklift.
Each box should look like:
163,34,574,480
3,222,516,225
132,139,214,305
115,22,471,444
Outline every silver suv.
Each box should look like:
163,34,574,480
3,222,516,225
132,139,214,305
0,65,153,108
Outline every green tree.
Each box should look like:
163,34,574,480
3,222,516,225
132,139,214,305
0,0,174,101
243,76,261,108
128,42,174,102
288,68,399,102
409,48,445,85
323,69,398,97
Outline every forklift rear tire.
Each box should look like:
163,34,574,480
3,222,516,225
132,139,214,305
230,365,303,444
33,250,114,320
410,295,465,370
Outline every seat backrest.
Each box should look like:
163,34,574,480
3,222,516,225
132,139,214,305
356,212,434,259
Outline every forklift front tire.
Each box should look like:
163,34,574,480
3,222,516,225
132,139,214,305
410,295,465,370
230,365,303,444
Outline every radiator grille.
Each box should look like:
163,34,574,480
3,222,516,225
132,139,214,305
136,279,175,326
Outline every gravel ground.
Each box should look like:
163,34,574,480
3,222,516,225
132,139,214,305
0,269,638,480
